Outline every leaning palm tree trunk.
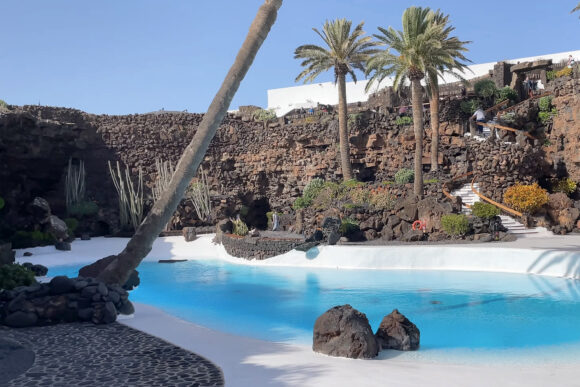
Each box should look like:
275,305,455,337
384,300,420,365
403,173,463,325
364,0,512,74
411,79,424,197
84,0,283,285
337,72,353,180
430,86,440,171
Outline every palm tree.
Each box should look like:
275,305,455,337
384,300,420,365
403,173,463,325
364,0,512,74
425,11,470,171
365,6,460,196
295,19,378,181
81,0,283,285
572,2,580,18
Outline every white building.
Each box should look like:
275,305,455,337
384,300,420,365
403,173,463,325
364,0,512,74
267,50,580,117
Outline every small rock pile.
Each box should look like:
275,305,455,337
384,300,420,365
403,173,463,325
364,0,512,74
313,305,420,359
0,276,134,328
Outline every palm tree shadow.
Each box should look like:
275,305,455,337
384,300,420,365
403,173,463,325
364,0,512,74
526,248,580,279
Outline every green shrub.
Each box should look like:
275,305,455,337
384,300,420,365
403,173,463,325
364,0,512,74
543,139,552,147
293,178,326,209
552,178,577,195
253,108,277,122
0,264,37,290
495,86,518,104
395,168,414,185
339,218,360,236
538,108,557,124
538,96,553,112
395,116,413,125
0,196,4,211
474,79,497,99
471,202,500,219
441,214,470,236
232,218,249,236
369,187,394,210
11,230,55,249
349,187,370,206
64,217,79,233
546,70,556,81
500,112,516,124
460,99,480,114
67,200,98,217
424,178,439,184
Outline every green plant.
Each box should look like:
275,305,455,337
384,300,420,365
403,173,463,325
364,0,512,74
0,264,37,290
253,108,277,122
546,70,556,81
339,217,360,236
64,218,79,233
348,113,363,127
349,187,370,206
471,202,500,219
0,100,7,109
0,196,4,211
67,201,98,217
188,166,212,222
495,86,518,104
538,108,558,124
441,214,469,235
395,168,414,185
552,178,577,195
11,230,55,249
500,112,516,124
504,183,549,214
543,139,552,147
460,99,480,114
293,178,326,209
538,96,553,112
369,187,394,210
108,160,144,231
232,218,249,236
424,178,439,184
395,116,413,125
474,79,497,99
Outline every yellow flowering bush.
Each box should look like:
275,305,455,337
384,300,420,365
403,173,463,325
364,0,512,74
552,178,577,196
503,183,549,214
555,67,572,78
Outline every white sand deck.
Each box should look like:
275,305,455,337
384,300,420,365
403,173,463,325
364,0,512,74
14,234,580,386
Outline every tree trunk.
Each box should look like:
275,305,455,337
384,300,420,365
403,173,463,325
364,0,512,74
430,86,440,171
337,72,353,181
84,0,283,285
411,78,424,197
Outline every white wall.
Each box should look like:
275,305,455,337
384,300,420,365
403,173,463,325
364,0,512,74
267,50,580,117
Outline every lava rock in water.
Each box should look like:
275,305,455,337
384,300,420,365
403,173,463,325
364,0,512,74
313,304,378,359
375,309,420,351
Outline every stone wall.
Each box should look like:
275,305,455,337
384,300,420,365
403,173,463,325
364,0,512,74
221,233,303,260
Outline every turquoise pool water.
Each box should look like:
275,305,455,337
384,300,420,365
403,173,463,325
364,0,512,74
50,259,580,351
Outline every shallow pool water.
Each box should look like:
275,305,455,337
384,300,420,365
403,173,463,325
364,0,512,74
50,259,580,352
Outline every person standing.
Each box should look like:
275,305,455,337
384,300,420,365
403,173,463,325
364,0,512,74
471,107,486,134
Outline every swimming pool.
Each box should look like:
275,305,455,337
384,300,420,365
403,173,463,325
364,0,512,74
49,257,580,358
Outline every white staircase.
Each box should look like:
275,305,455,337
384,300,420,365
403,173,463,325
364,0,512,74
450,183,551,236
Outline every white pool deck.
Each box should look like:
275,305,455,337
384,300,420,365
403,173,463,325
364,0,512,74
14,234,580,387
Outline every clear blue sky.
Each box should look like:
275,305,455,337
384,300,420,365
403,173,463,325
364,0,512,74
0,1,578,115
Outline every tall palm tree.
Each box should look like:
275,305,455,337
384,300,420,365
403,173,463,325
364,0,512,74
425,11,470,171
365,6,458,197
295,19,378,181
81,0,283,285
573,2,580,18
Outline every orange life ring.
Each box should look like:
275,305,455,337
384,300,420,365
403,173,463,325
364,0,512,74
412,220,426,231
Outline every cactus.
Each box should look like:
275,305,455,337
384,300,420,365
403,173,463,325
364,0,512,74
187,166,212,222
108,161,144,231
65,158,86,214
152,158,175,202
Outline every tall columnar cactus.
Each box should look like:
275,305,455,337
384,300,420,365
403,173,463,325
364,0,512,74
108,161,144,231
187,166,212,222
152,159,175,202
65,158,86,214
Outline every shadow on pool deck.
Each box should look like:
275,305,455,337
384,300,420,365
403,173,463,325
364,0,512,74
526,248,580,278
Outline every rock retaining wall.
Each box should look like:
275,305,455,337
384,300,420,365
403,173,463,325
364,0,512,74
221,233,304,260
